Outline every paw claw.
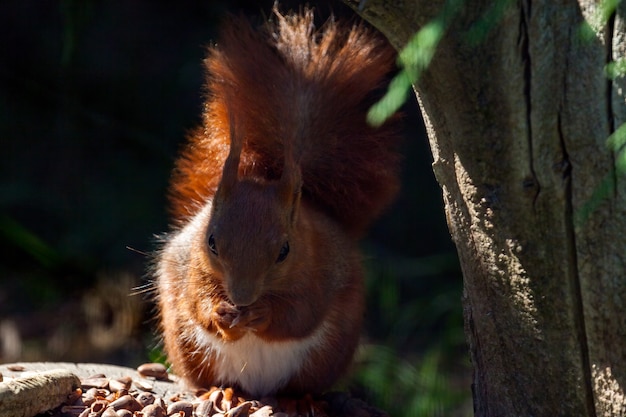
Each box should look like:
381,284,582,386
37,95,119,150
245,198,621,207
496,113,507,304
229,315,242,328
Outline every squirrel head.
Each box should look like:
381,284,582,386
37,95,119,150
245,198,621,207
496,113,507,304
205,106,302,307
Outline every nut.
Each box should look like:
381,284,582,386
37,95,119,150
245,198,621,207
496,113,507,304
167,400,193,417
109,394,142,412
141,403,166,417
136,391,155,407
136,363,168,381
225,401,252,417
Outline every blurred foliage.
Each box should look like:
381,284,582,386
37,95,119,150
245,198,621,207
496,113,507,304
0,0,468,415
608,123,626,173
354,346,468,417
464,0,514,45
352,248,469,416
0,214,63,269
576,122,626,226
576,0,626,226
367,0,463,127
605,58,626,80
367,0,512,127
579,0,622,40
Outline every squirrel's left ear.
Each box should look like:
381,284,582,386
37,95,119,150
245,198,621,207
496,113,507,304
278,139,302,224
215,103,243,202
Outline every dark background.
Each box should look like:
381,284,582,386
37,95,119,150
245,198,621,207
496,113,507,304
0,0,469,414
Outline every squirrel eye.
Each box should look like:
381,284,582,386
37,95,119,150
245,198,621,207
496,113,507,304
276,241,289,263
208,234,218,256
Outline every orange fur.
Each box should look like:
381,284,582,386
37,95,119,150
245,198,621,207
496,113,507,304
169,9,400,236
156,8,401,397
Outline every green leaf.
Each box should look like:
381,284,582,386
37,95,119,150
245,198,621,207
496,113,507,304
605,58,626,79
465,0,514,45
0,214,62,268
606,122,626,153
367,0,463,127
367,20,446,127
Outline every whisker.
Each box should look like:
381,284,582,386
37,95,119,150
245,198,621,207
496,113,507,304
126,246,151,257
130,282,156,296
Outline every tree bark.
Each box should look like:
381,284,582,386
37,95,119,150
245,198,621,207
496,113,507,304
346,0,626,415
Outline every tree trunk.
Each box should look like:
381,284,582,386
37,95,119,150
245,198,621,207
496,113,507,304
346,0,626,415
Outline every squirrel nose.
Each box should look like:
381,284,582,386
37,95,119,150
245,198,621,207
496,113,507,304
231,300,254,308
230,296,254,308
227,284,258,307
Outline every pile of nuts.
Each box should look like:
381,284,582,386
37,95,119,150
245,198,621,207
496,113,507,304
50,363,330,417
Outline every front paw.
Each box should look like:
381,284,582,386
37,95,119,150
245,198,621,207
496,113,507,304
235,303,271,333
211,301,270,339
213,301,240,328
212,301,246,340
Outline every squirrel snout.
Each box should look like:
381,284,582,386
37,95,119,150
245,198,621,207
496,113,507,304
225,279,260,307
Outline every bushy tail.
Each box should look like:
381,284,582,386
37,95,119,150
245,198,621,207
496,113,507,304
170,8,402,237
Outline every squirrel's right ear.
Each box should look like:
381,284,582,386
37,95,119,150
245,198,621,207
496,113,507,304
215,103,242,201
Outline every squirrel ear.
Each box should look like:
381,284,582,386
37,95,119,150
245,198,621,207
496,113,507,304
278,141,302,224
215,103,242,201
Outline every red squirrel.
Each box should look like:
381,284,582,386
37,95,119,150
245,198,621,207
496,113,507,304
155,8,401,397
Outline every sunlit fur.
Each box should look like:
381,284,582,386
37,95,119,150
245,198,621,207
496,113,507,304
155,8,401,397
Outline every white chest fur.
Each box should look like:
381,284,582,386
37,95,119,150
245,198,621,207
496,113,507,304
192,323,327,396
